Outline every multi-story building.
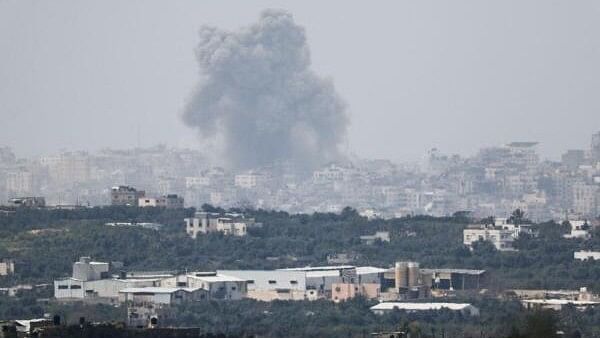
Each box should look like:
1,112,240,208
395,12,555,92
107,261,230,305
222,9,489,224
0,259,15,276
184,212,255,238
572,182,598,216
562,150,586,171
40,152,90,185
463,225,515,251
592,131,600,163
5,169,35,196
54,257,163,301
111,186,145,206
234,172,265,189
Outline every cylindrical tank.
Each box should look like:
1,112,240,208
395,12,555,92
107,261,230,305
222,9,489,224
407,262,420,287
421,272,433,288
394,262,408,289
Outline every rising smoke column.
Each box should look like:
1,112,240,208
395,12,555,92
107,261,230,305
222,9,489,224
183,10,348,170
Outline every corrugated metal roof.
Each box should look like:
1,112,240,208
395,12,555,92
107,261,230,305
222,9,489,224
420,268,486,275
187,274,245,282
371,302,473,311
119,287,181,294
355,266,387,275
522,299,600,305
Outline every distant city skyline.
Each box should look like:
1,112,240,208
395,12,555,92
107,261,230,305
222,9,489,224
1,1,599,162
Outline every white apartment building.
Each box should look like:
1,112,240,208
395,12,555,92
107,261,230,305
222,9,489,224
234,172,265,189
184,212,254,238
463,226,515,251
185,176,210,188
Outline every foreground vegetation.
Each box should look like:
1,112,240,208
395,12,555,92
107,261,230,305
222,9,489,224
2,295,599,338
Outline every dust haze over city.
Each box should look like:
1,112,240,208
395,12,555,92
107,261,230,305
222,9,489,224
1,1,600,337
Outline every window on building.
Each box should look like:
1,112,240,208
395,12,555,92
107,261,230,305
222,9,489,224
268,280,276,284
70,285,82,289
58,285,68,290
231,286,236,291
247,280,254,284
290,280,298,285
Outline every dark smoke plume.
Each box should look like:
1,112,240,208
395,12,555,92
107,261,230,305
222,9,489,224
183,10,348,170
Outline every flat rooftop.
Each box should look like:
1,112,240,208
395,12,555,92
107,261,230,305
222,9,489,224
371,302,475,311
278,265,355,272
420,268,486,275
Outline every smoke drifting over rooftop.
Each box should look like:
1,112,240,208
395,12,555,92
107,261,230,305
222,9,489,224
183,10,348,170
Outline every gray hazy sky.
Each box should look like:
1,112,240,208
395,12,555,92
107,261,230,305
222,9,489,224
1,0,599,161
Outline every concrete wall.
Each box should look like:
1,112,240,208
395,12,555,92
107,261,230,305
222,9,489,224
246,289,308,301
217,270,306,292
54,279,85,299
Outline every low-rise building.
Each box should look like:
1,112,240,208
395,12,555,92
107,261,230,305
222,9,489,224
120,287,207,328
420,268,486,290
54,257,164,301
278,265,358,296
105,222,163,231
370,302,480,316
138,194,184,209
563,220,591,239
119,287,207,305
360,231,390,245
217,270,311,301
521,299,600,311
13,319,55,335
7,197,45,208
160,272,246,300
331,283,380,302
494,218,536,239
574,250,600,261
